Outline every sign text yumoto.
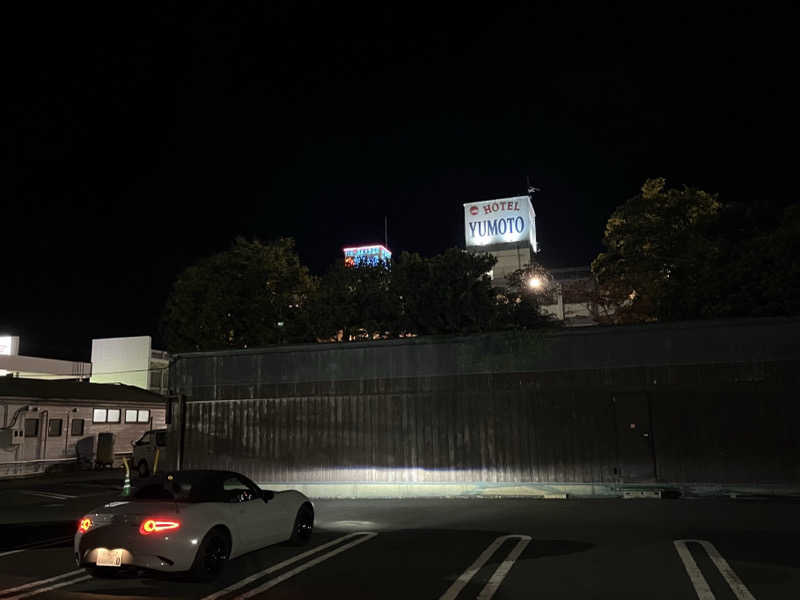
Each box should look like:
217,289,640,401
463,195,537,250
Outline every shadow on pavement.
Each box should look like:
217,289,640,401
0,521,76,551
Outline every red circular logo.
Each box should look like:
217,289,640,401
469,206,478,216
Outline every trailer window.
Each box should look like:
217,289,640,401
107,409,121,423
48,419,63,437
71,418,84,436
137,409,150,423
125,409,138,423
93,408,107,423
24,418,39,437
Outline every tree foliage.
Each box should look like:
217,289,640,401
306,260,401,341
497,267,560,330
392,249,499,335
162,241,554,352
161,237,316,352
592,178,800,322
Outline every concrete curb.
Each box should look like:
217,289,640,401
255,481,800,500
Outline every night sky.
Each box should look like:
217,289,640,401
5,3,790,360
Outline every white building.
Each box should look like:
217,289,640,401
0,335,91,380
463,194,537,289
0,377,166,477
0,335,169,395
537,266,598,327
461,196,599,327
90,336,170,395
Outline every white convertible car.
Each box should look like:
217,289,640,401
74,470,314,579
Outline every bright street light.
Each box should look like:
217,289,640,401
528,276,543,290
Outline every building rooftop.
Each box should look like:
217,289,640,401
0,377,166,405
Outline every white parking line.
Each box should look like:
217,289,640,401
440,534,531,600
20,491,77,501
0,569,85,598
233,532,378,599
0,535,74,559
674,540,757,600
2,576,91,600
200,532,377,600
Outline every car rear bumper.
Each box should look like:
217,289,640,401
75,527,196,572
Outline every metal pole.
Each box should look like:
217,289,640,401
122,457,131,496
177,394,186,471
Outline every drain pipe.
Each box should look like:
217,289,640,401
40,410,49,460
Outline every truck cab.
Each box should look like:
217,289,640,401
131,429,167,477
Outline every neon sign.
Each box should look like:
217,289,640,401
343,244,392,267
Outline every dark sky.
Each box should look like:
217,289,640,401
5,2,791,360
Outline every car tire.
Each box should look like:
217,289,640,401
137,460,149,478
189,527,230,581
289,504,314,545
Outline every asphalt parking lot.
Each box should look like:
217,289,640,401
0,475,798,599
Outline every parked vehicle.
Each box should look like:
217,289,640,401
132,429,167,478
75,470,314,579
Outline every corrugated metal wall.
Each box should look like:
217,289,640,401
168,318,800,485
178,384,621,484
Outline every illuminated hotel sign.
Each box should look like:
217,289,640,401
463,195,537,251
343,244,392,267
0,336,19,356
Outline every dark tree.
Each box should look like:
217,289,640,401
306,261,401,342
592,178,800,323
392,249,498,335
498,267,560,330
161,237,316,352
591,178,722,322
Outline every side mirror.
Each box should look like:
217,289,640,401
262,490,274,503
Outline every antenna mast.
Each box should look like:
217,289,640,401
526,175,541,196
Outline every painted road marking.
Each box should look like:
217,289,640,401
233,532,378,599
200,532,377,600
0,535,72,560
20,491,77,501
0,569,85,597
674,540,757,600
2,576,91,600
440,534,531,600
0,535,74,558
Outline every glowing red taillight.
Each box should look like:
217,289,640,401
138,519,181,535
78,518,92,534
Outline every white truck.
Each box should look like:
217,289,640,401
131,429,167,477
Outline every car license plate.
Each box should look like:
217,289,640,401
96,548,124,567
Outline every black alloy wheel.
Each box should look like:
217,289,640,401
289,504,314,545
190,529,230,580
